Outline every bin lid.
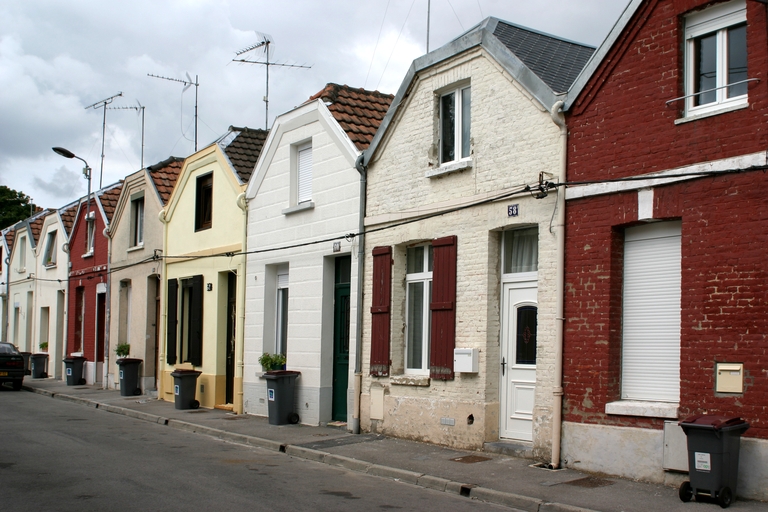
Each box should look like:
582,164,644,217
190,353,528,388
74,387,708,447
263,370,301,380
680,415,748,430
116,358,143,365
170,369,201,377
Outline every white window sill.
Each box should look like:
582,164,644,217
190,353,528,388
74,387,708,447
282,201,315,215
605,400,679,419
390,374,430,387
426,159,473,178
82,252,94,259
44,263,57,269
127,244,144,253
676,101,748,125
15,267,26,274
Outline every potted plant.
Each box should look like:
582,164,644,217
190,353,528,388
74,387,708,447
39,341,48,352
115,343,142,396
115,343,130,359
258,352,286,372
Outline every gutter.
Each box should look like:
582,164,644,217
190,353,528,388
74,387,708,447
351,153,367,435
103,225,112,390
548,100,567,469
235,192,248,415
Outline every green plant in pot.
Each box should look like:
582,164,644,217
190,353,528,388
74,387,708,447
115,343,130,359
39,341,48,352
258,352,286,372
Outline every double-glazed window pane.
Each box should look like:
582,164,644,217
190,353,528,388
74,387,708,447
440,86,471,164
515,306,537,365
694,32,717,106
407,282,426,369
503,228,538,274
440,93,455,163
727,24,747,97
461,87,471,158
405,245,433,372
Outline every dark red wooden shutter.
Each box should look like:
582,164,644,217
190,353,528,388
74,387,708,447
189,274,204,367
430,235,457,380
166,279,178,365
370,246,392,376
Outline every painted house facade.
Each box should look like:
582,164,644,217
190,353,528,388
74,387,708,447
67,183,123,384
562,0,768,500
107,157,183,393
243,84,393,426
160,127,266,413
33,202,78,379
358,18,593,459
1,227,14,343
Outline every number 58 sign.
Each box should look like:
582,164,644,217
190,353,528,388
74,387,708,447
508,204,519,217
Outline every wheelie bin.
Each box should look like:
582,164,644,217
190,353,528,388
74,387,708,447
170,369,201,409
20,352,31,375
678,415,749,508
116,358,142,396
264,370,300,425
30,353,48,378
63,356,87,385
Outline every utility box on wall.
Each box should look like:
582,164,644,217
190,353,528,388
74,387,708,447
454,348,478,373
715,363,744,393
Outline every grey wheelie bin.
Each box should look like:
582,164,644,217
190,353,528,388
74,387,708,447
170,369,201,410
30,353,48,378
678,415,750,508
116,358,142,396
264,370,300,425
64,356,87,385
20,352,31,375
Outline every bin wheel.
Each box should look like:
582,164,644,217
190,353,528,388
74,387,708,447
717,486,733,508
133,388,142,396
679,481,693,502
41,373,48,378
288,412,300,424
12,379,23,391
190,400,200,410
78,378,86,385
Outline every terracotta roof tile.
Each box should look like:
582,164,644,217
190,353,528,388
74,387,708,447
222,127,268,183
4,227,15,254
147,157,184,206
28,210,51,244
307,84,394,151
97,182,124,223
59,201,79,237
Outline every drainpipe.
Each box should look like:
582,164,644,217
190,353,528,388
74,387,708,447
235,192,248,414
103,225,112,390
549,100,566,469
158,209,169,397
3,256,9,342
352,153,367,435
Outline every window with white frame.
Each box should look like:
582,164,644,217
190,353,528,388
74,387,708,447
621,220,682,403
685,0,747,116
43,230,57,266
405,244,433,373
297,143,312,204
85,213,95,255
440,85,471,164
130,196,144,247
18,235,26,270
276,271,289,356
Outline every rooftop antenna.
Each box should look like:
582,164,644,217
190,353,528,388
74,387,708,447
148,72,199,151
233,32,311,130
107,100,145,169
85,91,123,188
427,0,431,53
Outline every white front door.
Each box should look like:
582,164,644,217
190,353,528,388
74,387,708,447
500,280,537,441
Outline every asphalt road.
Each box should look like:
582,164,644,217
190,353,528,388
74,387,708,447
0,386,506,511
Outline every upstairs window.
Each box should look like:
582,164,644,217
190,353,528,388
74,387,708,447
18,235,26,269
297,143,312,204
195,173,213,231
685,0,747,116
130,196,144,247
43,230,57,266
85,214,95,255
440,85,471,164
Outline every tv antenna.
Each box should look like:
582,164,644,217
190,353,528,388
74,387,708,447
85,91,123,188
233,32,311,130
107,100,145,169
148,72,199,151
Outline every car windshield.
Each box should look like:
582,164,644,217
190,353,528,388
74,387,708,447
0,344,19,355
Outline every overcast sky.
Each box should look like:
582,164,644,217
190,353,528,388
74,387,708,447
0,0,629,212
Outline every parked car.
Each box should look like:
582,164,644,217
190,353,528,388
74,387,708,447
0,343,25,390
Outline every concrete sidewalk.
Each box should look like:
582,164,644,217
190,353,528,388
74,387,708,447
20,378,765,511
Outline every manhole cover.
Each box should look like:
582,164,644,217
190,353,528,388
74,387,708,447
564,476,613,488
451,455,491,464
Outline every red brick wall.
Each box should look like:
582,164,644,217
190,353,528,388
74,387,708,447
564,0,768,439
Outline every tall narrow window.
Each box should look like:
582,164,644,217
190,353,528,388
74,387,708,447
18,235,26,269
440,85,471,164
43,231,57,266
276,272,289,355
685,0,747,115
195,173,213,231
405,245,433,373
130,197,144,247
85,214,95,254
297,143,312,204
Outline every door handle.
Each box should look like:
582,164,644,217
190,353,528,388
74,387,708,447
501,357,506,376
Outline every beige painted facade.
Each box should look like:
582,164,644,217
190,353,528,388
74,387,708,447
7,219,40,356
160,145,247,412
361,47,564,458
107,167,167,393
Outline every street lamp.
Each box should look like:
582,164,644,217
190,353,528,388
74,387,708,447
52,147,92,231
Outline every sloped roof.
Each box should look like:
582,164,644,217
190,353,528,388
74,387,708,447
493,21,595,94
221,127,268,183
147,156,184,206
307,84,394,151
97,182,124,223
4,227,14,254
28,211,50,244
59,201,79,237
